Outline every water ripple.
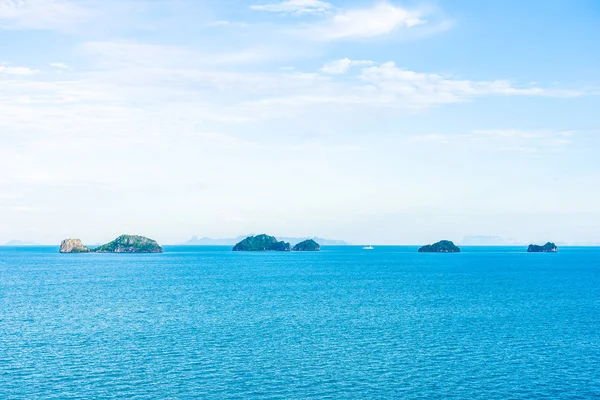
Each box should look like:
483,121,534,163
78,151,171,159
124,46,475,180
1,246,599,398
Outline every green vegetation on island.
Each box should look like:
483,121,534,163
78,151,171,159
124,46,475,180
60,234,163,253
292,239,321,251
527,242,558,253
232,234,291,251
94,235,163,253
418,240,461,253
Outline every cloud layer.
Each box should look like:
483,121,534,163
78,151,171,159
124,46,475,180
310,2,424,40
251,0,333,15
0,0,598,244
0,0,92,30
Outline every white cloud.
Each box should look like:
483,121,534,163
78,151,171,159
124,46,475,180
207,20,249,28
208,20,231,26
50,62,69,69
0,65,38,75
302,2,425,40
242,61,582,111
0,36,594,243
469,129,575,140
81,41,196,68
466,129,575,153
320,58,374,74
31,43,583,118
12,206,38,212
81,40,290,68
0,46,586,177
251,0,332,15
356,62,582,106
407,129,576,154
0,0,92,31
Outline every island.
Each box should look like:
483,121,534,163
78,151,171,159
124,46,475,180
4,240,40,246
527,242,558,253
292,239,321,251
59,234,163,253
232,234,291,251
418,240,461,253
182,235,347,246
95,235,163,253
60,238,91,253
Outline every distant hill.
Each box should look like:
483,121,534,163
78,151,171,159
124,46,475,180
278,236,349,246
460,236,523,246
571,241,600,246
182,235,348,246
233,234,290,252
182,236,248,245
419,240,461,253
4,240,39,246
527,242,558,253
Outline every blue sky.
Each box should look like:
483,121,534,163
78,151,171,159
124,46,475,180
1,0,599,245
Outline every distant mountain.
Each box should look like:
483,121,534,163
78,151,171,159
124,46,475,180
4,240,39,246
182,235,248,245
278,237,349,246
460,236,522,246
570,241,600,246
182,235,349,246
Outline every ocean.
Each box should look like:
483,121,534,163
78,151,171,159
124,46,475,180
1,245,599,399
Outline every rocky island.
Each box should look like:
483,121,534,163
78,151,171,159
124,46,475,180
527,242,558,253
233,234,291,251
418,240,461,253
59,234,163,253
292,239,321,251
60,238,91,253
95,235,163,253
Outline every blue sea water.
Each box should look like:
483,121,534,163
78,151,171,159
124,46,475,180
1,245,599,399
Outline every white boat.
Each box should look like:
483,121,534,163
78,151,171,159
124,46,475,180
363,245,374,250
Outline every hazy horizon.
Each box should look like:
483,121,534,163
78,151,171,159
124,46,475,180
1,0,599,245
4,234,600,247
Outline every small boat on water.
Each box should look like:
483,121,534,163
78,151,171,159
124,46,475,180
363,245,374,250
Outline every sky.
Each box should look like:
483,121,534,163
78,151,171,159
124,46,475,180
1,0,599,245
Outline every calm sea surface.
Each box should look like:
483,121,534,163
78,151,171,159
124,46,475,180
1,246,599,399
